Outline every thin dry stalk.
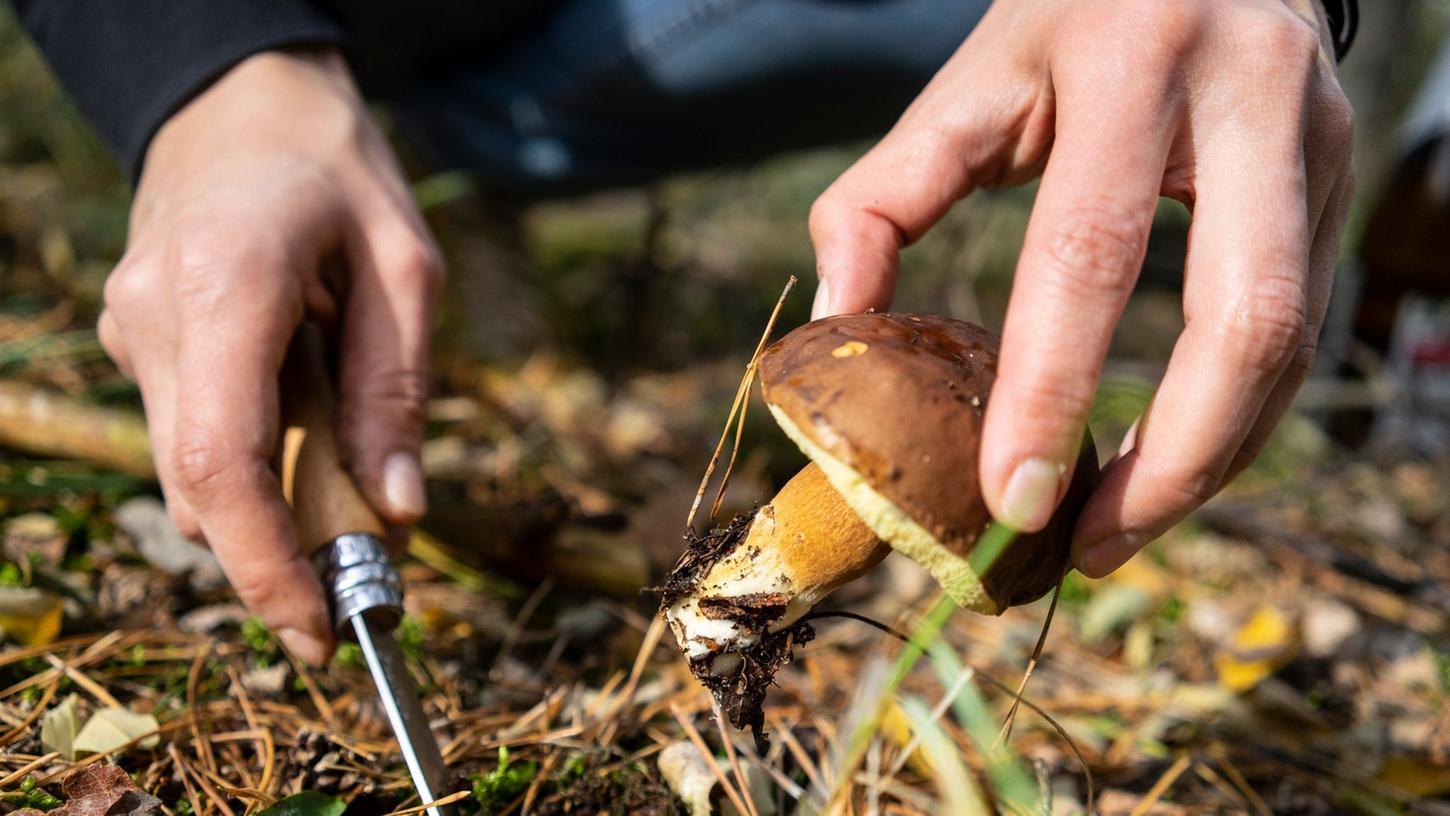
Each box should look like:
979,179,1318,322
996,580,1063,744
1193,761,1265,816
0,679,58,744
1130,754,1192,816
0,752,60,789
598,615,667,745
1208,749,1272,816
378,790,472,816
686,275,796,530
712,699,760,816
773,718,826,798
43,654,121,708
670,702,754,816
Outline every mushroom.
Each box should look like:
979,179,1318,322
659,313,1099,742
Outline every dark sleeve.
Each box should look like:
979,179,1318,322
11,0,346,179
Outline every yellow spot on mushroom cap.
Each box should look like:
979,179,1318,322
831,340,869,358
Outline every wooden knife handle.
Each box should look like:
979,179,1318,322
279,323,386,558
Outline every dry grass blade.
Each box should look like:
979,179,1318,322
0,679,58,744
378,790,472,816
171,743,237,816
1131,754,1192,816
44,653,121,708
712,698,760,816
670,702,754,816
687,274,796,530
0,752,61,789
996,579,1063,745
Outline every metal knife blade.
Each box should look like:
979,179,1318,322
351,613,451,816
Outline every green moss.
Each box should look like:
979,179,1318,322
470,747,538,816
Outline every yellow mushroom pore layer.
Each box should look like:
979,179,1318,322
766,402,998,615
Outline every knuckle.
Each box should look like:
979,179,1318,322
166,505,203,543
102,259,150,314
171,435,238,496
349,367,430,430
228,570,285,617
1244,10,1321,73
1161,463,1222,506
381,231,446,292
1320,91,1356,154
1010,375,1097,432
96,311,126,363
1222,274,1308,373
1039,204,1146,299
1129,0,1205,57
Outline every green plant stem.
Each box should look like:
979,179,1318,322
828,522,1020,810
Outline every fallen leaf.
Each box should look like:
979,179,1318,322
3,513,66,565
1213,605,1297,693
0,585,64,646
49,765,160,816
254,791,347,816
657,741,714,816
1079,585,1153,644
73,707,159,755
113,498,223,589
879,701,931,779
1377,755,1450,798
240,662,289,696
41,693,80,760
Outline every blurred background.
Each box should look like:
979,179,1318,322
2,3,1450,815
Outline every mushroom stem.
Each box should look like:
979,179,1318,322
664,462,890,672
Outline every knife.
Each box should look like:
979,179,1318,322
280,324,452,816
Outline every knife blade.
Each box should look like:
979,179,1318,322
280,324,453,816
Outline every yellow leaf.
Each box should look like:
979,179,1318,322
1213,606,1297,693
0,586,64,646
74,706,160,755
881,700,932,779
1378,755,1450,797
1109,557,1171,598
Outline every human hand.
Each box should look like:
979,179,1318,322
98,49,444,662
808,0,1353,578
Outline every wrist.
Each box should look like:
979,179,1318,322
138,47,364,207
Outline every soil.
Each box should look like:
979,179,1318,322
655,511,816,753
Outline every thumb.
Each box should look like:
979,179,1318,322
337,224,445,525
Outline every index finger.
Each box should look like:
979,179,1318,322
168,284,333,664
978,81,1173,532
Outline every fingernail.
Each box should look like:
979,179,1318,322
811,279,832,320
383,451,427,519
998,457,1063,531
1079,532,1146,578
276,626,329,666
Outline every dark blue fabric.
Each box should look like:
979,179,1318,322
12,0,345,180
391,0,991,196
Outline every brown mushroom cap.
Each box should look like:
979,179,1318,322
758,312,1099,613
